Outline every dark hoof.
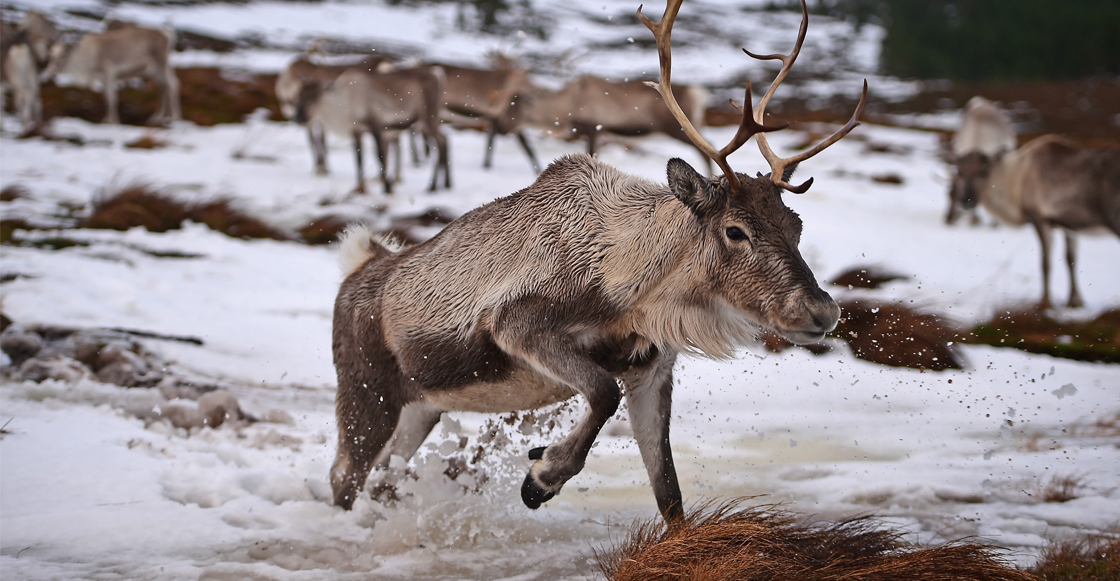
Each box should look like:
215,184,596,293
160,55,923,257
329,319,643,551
521,472,555,509
528,446,546,460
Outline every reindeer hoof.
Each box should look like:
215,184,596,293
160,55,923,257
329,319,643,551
528,446,546,460
521,472,556,509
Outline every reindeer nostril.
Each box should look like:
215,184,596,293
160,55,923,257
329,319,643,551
811,315,823,329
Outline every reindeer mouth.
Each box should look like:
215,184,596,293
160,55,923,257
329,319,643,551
777,328,828,345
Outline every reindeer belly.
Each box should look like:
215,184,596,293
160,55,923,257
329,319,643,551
420,368,577,413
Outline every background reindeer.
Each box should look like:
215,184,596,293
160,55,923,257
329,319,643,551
438,62,541,173
295,64,450,195
43,23,180,125
276,54,391,175
1,12,59,134
947,96,1017,224
328,0,864,521
953,134,1120,308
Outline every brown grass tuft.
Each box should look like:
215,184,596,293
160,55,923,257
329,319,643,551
1033,474,1084,504
124,134,167,149
835,299,964,370
191,200,289,241
830,265,910,289
1,184,30,202
298,215,352,245
86,183,189,233
85,183,288,241
965,305,1120,363
597,499,1036,581
1030,535,1120,581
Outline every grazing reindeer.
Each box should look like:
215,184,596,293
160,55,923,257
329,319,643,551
1,12,59,134
439,63,540,173
295,64,450,195
953,134,1120,308
947,96,1016,225
328,0,864,521
43,24,180,125
276,54,391,175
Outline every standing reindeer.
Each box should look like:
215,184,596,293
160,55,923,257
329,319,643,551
295,64,450,195
503,76,711,173
43,24,179,125
328,0,865,521
952,134,1120,308
438,63,540,173
1,12,59,134
947,96,1016,225
276,54,391,175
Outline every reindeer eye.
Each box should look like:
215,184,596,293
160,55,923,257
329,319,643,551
725,227,747,242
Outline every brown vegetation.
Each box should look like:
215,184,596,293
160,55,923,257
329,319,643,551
764,299,963,371
38,67,281,127
0,184,30,201
829,265,909,289
1032,474,1084,504
85,182,289,241
596,499,1036,581
1030,535,1120,581
963,306,1120,364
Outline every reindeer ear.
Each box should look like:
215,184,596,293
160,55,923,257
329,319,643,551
781,162,799,184
667,158,717,214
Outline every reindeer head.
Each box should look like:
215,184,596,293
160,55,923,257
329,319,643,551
640,0,866,344
666,159,838,344
293,80,327,125
949,151,998,217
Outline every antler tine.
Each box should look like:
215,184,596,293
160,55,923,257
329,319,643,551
639,1,784,192
747,0,867,193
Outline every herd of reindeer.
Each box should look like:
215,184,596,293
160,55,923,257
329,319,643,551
2,0,1118,533
2,6,1118,311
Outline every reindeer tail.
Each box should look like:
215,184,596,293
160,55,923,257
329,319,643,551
338,224,397,277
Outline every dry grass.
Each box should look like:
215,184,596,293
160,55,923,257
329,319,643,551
597,499,1036,581
85,182,288,241
39,67,281,127
1031,474,1085,504
1030,535,1120,581
124,134,168,150
0,184,30,202
965,305,1120,364
834,299,964,370
829,265,909,290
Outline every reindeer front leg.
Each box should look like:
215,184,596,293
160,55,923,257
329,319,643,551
493,300,621,509
619,349,683,522
102,73,120,125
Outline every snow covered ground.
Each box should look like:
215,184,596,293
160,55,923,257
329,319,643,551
2,1,1119,580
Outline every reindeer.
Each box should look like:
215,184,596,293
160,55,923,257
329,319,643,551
295,64,450,195
953,134,1120,308
328,0,865,522
438,63,540,173
947,96,1016,225
1,12,59,135
276,54,391,175
43,24,180,125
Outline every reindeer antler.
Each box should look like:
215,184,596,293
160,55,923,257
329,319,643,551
639,0,867,194
638,0,787,193
748,0,867,193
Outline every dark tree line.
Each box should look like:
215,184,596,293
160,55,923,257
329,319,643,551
792,0,1120,81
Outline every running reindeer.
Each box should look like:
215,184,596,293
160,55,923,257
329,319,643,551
329,0,865,521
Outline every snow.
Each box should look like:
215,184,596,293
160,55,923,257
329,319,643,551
3,1,1120,580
